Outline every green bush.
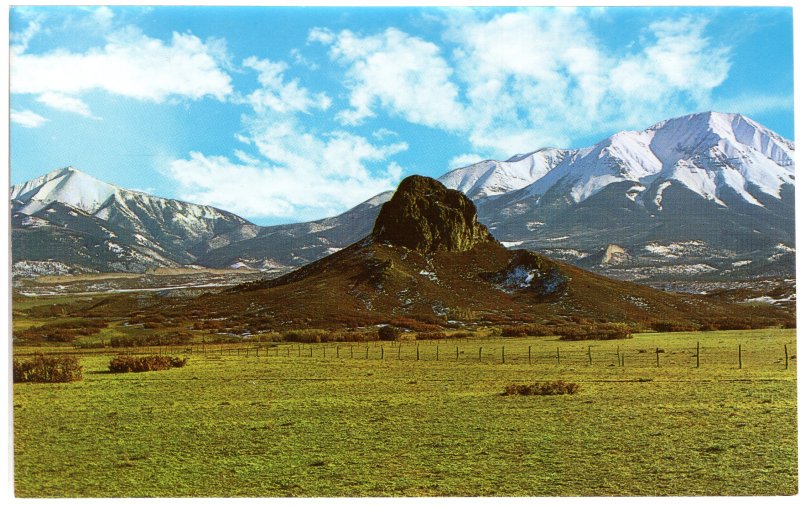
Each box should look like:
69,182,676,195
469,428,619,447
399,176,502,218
13,354,83,383
502,380,580,396
109,355,188,373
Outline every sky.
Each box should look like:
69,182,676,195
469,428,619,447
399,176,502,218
8,5,795,225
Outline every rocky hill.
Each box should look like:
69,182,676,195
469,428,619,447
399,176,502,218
148,176,789,331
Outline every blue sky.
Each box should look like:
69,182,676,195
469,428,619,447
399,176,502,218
9,6,794,225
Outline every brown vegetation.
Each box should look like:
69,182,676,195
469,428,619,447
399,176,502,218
13,354,83,383
502,381,580,396
108,355,188,373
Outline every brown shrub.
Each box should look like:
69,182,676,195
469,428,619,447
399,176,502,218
502,380,580,396
557,323,632,341
416,331,447,340
13,354,83,383
108,355,188,373
377,325,403,341
501,324,552,337
651,321,699,333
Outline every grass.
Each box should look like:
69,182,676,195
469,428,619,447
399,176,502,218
13,329,797,497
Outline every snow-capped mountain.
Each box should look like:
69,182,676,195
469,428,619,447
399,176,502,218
10,112,795,282
438,148,567,199
473,112,794,280
11,167,260,273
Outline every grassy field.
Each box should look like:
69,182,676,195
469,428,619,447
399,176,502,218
13,329,797,497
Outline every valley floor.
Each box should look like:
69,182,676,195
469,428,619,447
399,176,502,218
12,329,798,497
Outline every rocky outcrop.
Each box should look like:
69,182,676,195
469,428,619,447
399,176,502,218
601,244,630,265
372,175,494,254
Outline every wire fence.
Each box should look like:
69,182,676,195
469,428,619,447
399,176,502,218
186,339,796,370
18,338,797,371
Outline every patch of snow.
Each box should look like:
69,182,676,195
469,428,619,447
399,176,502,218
731,260,752,267
501,241,524,248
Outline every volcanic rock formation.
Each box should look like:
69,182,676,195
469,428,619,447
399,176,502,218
372,176,494,254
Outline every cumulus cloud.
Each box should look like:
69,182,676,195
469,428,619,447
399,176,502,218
166,54,408,221
11,28,233,102
36,92,98,119
242,56,330,114
167,128,407,220
311,10,735,157
448,153,484,170
11,109,48,128
312,27,467,129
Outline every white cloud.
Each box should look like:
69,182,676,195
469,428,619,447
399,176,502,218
167,132,406,220
167,51,408,221
36,92,98,119
309,10,733,158
11,28,233,102
10,17,41,55
242,56,330,114
448,153,484,169
314,28,466,129
11,109,48,128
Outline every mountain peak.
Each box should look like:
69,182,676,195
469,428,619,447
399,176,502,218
372,175,494,254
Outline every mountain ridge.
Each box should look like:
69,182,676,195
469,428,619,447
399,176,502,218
11,111,795,283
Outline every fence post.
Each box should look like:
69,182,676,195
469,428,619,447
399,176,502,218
479,347,482,363
656,348,660,367
621,353,625,367
366,345,369,360
616,346,620,366
416,345,420,361
323,346,326,359
528,345,531,365
786,344,789,370
502,346,505,364
557,347,560,365
350,345,353,359
398,343,401,360
381,346,384,360
456,346,459,361
738,344,742,369
696,342,700,368
336,345,339,359
588,346,592,366
436,345,439,361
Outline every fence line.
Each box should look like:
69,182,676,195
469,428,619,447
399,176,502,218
21,339,798,371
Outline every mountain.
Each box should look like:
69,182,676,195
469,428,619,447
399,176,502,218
472,112,795,281
10,112,795,283
149,175,788,331
11,167,260,274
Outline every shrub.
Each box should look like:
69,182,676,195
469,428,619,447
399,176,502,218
502,380,580,396
13,354,83,383
557,323,632,341
416,331,446,340
501,324,552,337
651,321,698,333
378,325,403,341
110,332,193,348
108,355,188,373
448,331,475,339
280,329,328,343
15,319,109,343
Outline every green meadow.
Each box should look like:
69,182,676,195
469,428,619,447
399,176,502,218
13,329,797,497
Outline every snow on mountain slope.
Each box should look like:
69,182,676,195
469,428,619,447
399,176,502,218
438,148,567,199
517,112,794,208
11,167,259,272
12,167,118,215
